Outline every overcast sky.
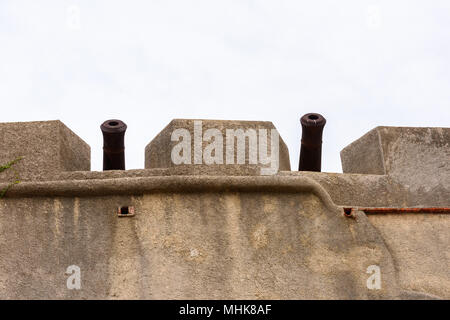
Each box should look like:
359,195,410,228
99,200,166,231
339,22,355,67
1,1,449,172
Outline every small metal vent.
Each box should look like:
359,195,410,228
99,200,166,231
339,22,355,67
117,206,135,217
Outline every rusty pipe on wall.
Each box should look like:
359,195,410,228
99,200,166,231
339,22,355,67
344,207,450,216
100,119,127,170
298,113,326,172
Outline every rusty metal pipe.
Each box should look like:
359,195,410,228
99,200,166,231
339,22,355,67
100,119,127,170
344,207,450,216
298,113,326,172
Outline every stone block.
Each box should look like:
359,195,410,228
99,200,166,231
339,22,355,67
145,119,291,175
341,126,449,191
0,120,90,181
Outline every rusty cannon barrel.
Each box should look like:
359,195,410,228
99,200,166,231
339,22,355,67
100,119,127,170
298,113,326,172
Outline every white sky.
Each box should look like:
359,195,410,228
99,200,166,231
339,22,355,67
1,1,449,172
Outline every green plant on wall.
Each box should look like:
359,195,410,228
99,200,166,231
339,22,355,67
0,156,23,198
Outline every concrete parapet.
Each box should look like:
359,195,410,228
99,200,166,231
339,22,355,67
145,119,291,175
0,120,90,181
340,127,449,187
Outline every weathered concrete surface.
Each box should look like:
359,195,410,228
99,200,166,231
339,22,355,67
341,127,449,188
0,120,449,299
145,119,291,174
0,173,448,299
5,169,448,208
0,180,400,299
0,121,90,182
281,171,449,207
340,128,386,175
368,213,450,299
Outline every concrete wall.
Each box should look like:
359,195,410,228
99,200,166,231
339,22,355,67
0,120,448,299
0,121,90,182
